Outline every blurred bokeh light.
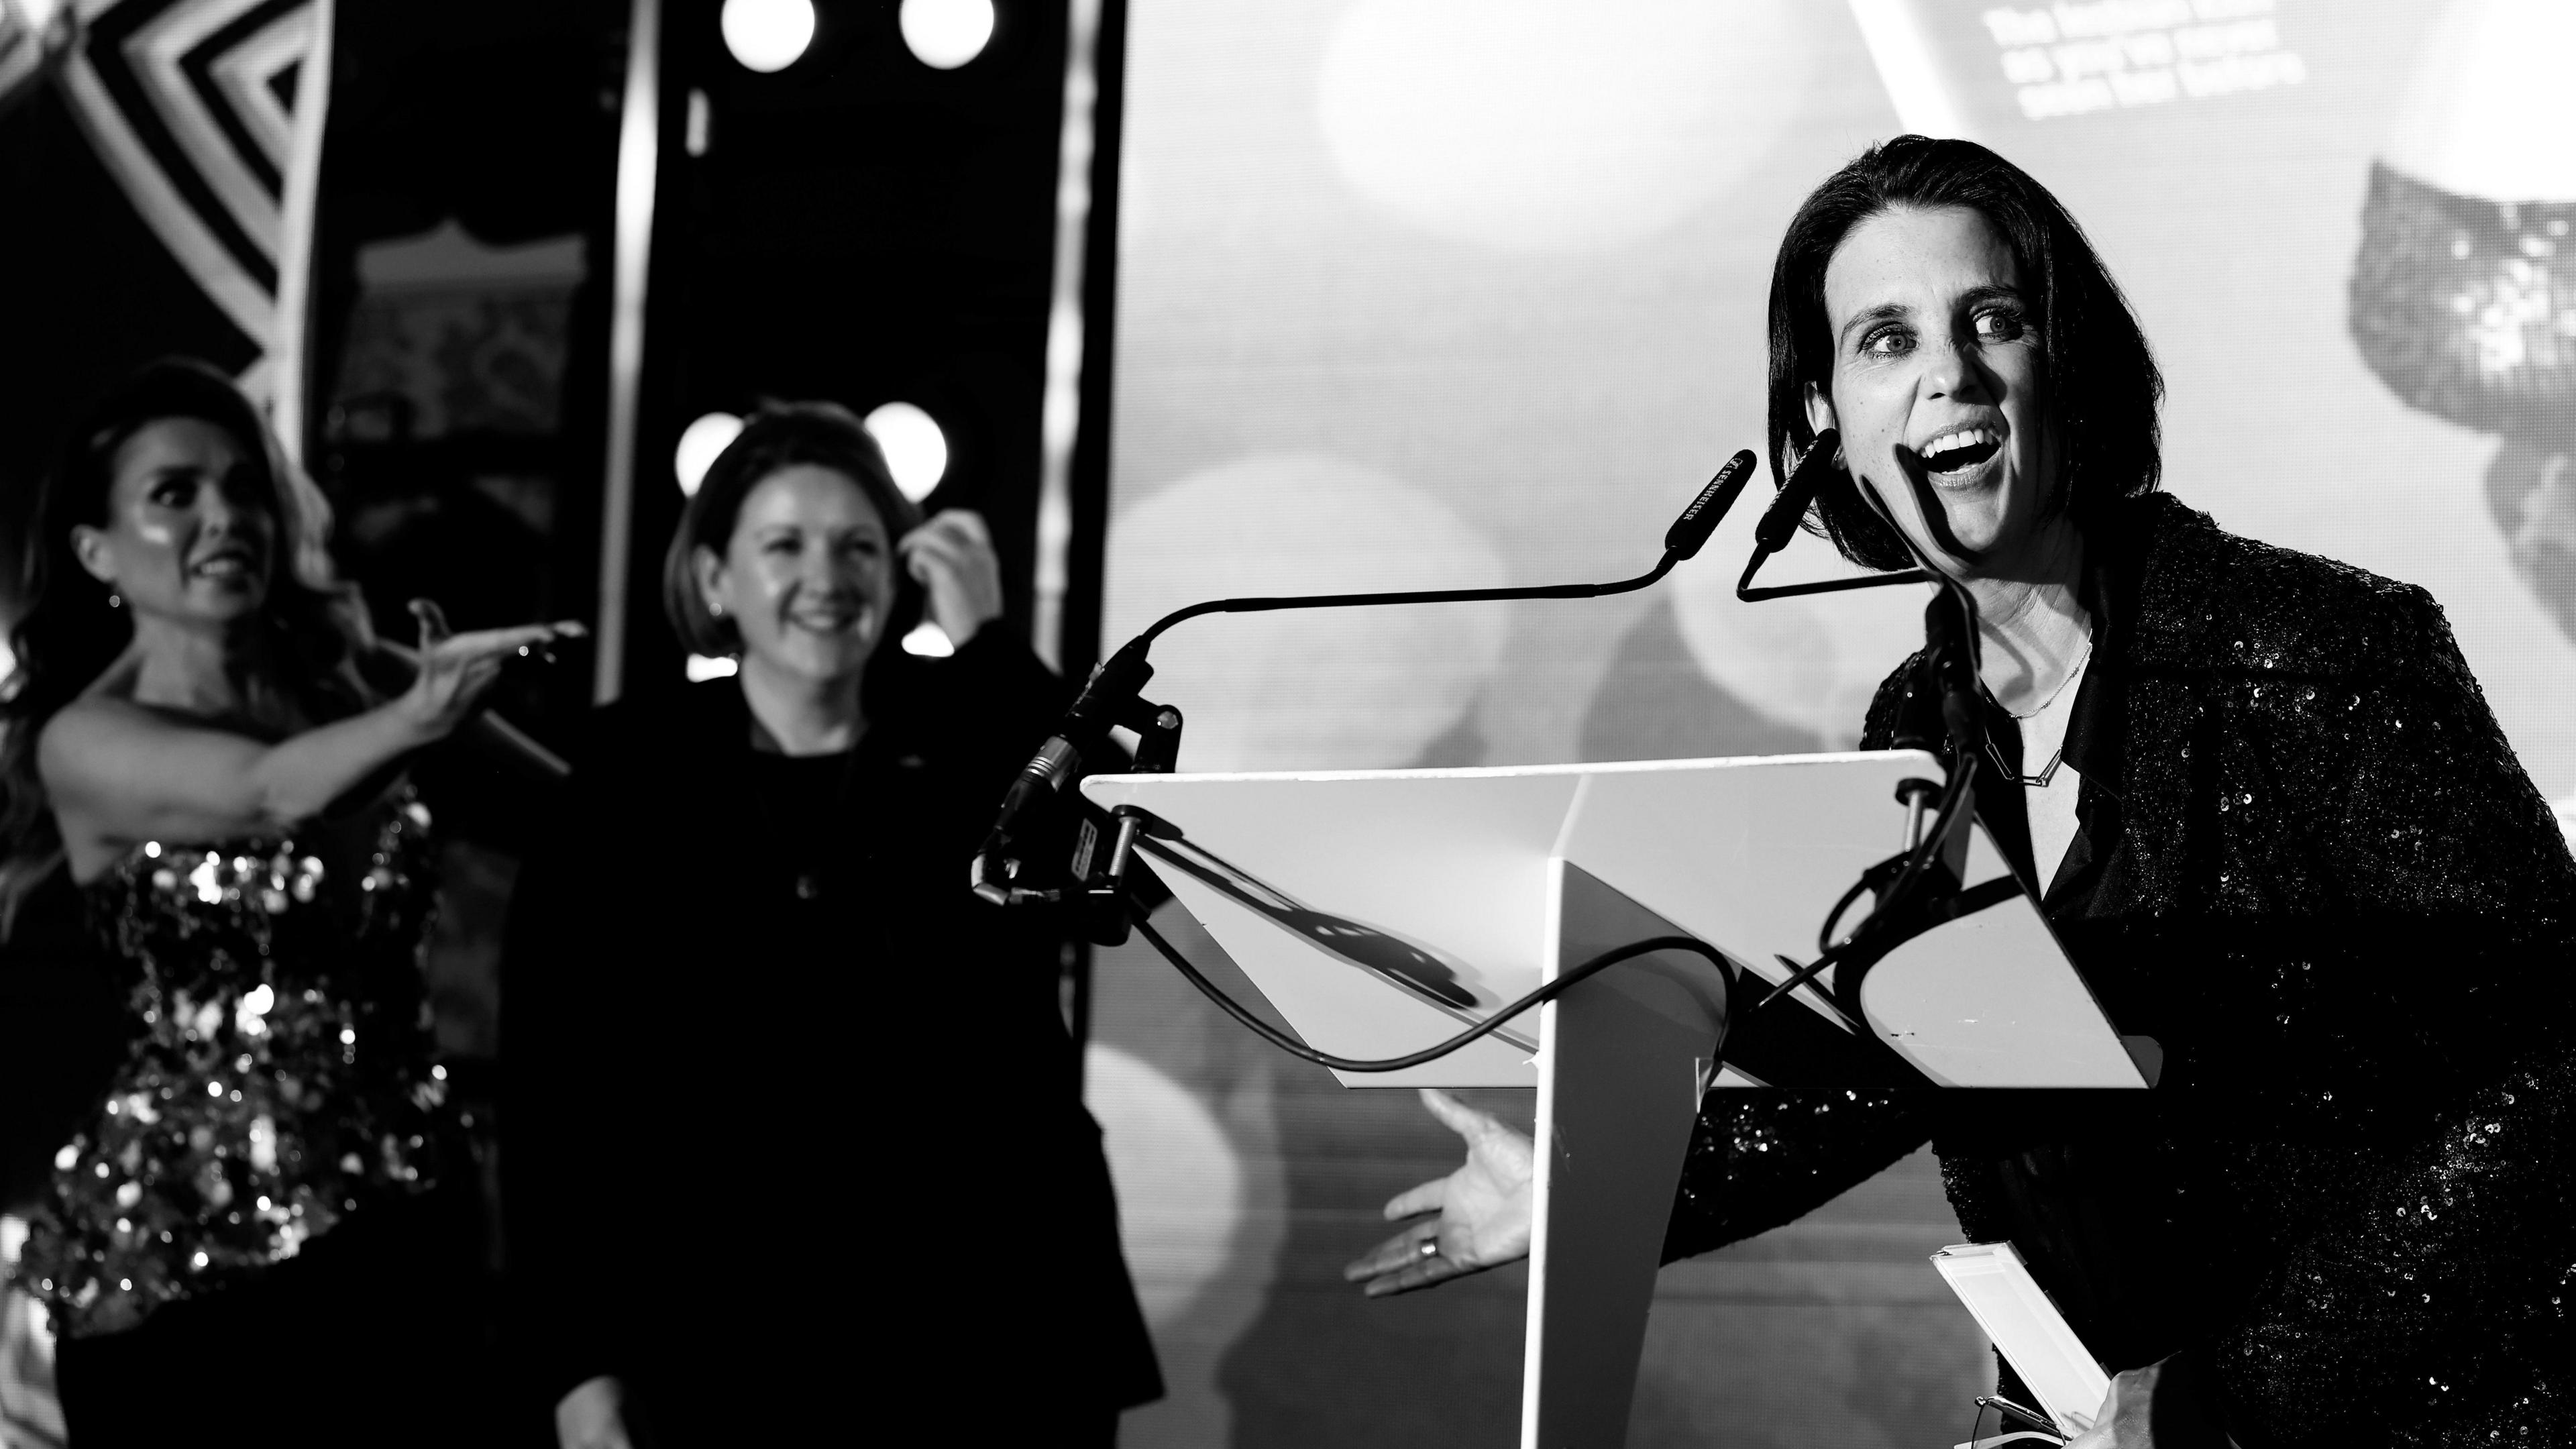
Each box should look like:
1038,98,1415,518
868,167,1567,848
900,621,955,656
863,400,949,500
720,0,815,74
674,411,744,497
899,0,996,70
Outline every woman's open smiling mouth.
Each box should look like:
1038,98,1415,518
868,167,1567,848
191,550,258,581
1913,423,2006,488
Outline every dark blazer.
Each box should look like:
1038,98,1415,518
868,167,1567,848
1662,494,2576,1446
501,630,1160,1441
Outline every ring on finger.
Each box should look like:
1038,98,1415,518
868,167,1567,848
1416,1237,1441,1260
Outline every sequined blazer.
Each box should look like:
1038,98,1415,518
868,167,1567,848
1662,492,2576,1448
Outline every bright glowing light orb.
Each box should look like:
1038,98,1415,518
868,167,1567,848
674,412,744,497
1103,453,1507,771
899,0,996,70
721,0,816,74
902,621,955,657
864,401,949,500
1318,0,1809,254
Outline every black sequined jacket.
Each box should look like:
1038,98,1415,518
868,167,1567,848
1661,493,2576,1447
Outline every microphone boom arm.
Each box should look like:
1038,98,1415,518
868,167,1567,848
1129,446,1762,648
972,450,1766,920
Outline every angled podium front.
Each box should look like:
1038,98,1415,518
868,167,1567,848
1083,753,2145,1449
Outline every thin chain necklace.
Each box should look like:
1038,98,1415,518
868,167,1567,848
1987,631,2095,788
2000,631,2096,720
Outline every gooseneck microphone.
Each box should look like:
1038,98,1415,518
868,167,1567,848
971,450,1765,902
1735,430,1935,601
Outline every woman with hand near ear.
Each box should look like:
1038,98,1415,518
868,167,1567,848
1354,140,2576,1448
504,402,1159,1448
0,359,578,1446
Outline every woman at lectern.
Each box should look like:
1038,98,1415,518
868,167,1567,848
1350,138,2576,1447
502,402,1159,1446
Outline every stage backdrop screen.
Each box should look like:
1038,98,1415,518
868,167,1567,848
1085,3,2574,1446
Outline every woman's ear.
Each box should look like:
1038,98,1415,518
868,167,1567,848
69,525,115,588
1803,382,1836,441
692,543,730,621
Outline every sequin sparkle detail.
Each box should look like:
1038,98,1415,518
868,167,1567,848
11,794,453,1338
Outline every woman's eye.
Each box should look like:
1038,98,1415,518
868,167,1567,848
762,536,802,555
147,480,196,508
1860,327,1913,358
1974,308,2027,342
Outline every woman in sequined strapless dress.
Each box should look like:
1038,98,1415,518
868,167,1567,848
0,361,577,1446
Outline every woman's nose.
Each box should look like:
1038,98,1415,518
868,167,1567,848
1921,339,1990,402
808,549,863,593
198,487,239,533
205,478,274,535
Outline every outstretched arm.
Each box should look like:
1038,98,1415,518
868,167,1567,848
42,604,577,868
1344,1085,1935,1297
1661,1087,1936,1263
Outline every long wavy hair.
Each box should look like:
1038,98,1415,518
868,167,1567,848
0,359,376,932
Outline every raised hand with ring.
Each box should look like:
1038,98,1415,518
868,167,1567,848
1340,1088,1534,1297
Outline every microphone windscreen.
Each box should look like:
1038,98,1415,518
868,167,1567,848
1663,449,1756,559
1753,429,1840,555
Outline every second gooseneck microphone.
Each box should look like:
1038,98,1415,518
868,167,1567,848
1736,429,1935,601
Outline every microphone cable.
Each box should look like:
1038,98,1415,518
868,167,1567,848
1129,910,1734,1075
1746,456,2006,1019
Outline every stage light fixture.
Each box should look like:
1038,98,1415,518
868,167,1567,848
863,401,949,500
721,0,816,74
674,411,745,496
898,0,995,70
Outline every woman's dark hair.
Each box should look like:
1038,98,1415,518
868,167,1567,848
1766,136,2164,570
0,358,376,928
662,400,926,658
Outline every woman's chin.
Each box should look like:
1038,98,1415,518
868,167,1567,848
168,587,270,625
748,636,877,686
1927,495,2016,557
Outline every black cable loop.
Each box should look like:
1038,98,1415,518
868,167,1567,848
1128,911,1729,1074
1758,750,1981,1012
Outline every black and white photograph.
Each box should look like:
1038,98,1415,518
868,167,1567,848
1,0,2572,1445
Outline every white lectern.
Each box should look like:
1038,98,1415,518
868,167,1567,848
1083,751,2147,1449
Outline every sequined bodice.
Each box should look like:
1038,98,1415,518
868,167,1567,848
14,792,453,1338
